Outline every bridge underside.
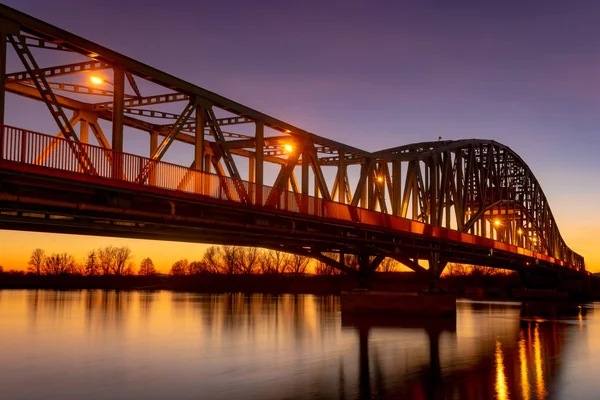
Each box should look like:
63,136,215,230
0,165,580,280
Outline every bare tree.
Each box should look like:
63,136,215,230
112,247,132,276
314,260,341,276
239,247,260,274
187,260,203,274
258,250,274,274
170,259,189,275
203,246,222,273
445,263,469,277
221,246,241,274
28,249,45,276
343,254,359,271
98,246,116,275
67,260,84,275
471,265,498,277
139,257,157,276
378,258,401,273
288,253,309,275
268,250,290,274
42,253,75,276
124,261,136,276
84,250,100,276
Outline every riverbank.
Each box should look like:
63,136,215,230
0,271,533,298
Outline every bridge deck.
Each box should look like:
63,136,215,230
0,125,583,274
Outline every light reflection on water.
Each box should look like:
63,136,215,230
0,290,597,399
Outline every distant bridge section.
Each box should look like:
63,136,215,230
0,4,584,280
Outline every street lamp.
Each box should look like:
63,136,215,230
90,76,113,86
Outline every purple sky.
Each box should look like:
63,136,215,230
2,0,600,269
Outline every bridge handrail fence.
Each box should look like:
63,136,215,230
0,125,584,272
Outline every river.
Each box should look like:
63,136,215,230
0,290,597,399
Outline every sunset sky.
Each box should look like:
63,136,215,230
1,0,599,273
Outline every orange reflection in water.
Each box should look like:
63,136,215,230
519,330,531,400
534,323,547,399
495,340,509,400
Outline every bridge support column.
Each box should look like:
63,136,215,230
112,66,125,180
428,250,447,291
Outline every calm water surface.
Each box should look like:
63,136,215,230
0,290,598,399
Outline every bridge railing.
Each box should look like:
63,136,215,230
0,125,585,272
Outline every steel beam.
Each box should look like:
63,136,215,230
194,104,205,171
255,122,264,204
6,60,110,82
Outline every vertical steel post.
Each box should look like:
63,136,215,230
194,104,205,171
194,104,205,193
0,30,6,127
149,131,158,186
0,30,6,159
248,155,255,202
301,150,309,195
338,150,346,203
78,119,89,173
112,66,125,179
392,160,401,216
367,161,374,210
79,120,89,143
255,122,264,205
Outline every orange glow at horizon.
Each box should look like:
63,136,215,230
0,230,210,273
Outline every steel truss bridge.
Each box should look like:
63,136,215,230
0,5,585,281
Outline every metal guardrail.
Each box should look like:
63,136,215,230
0,125,584,272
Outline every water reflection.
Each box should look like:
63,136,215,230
0,291,594,400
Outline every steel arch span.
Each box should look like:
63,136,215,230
0,4,584,279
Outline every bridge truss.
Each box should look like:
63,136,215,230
0,4,584,279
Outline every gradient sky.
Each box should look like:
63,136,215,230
1,0,599,272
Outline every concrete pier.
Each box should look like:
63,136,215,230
341,290,456,317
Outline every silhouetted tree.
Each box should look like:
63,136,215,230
42,253,75,276
170,259,189,275
124,261,136,276
139,257,157,276
0,265,3,273
203,246,222,273
239,247,260,274
84,250,100,276
28,248,45,276
267,250,290,274
288,253,309,275
314,260,341,276
378,258,400,273
471,265,498,277
343,254,359,271
188,260,208,274
112,247,132,276
221,246,241,274
258,250,275,274
445,263,469,277
98,246,116,275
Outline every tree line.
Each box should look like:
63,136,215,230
6,247,508,277
25,247,156,277
21,245,385,277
